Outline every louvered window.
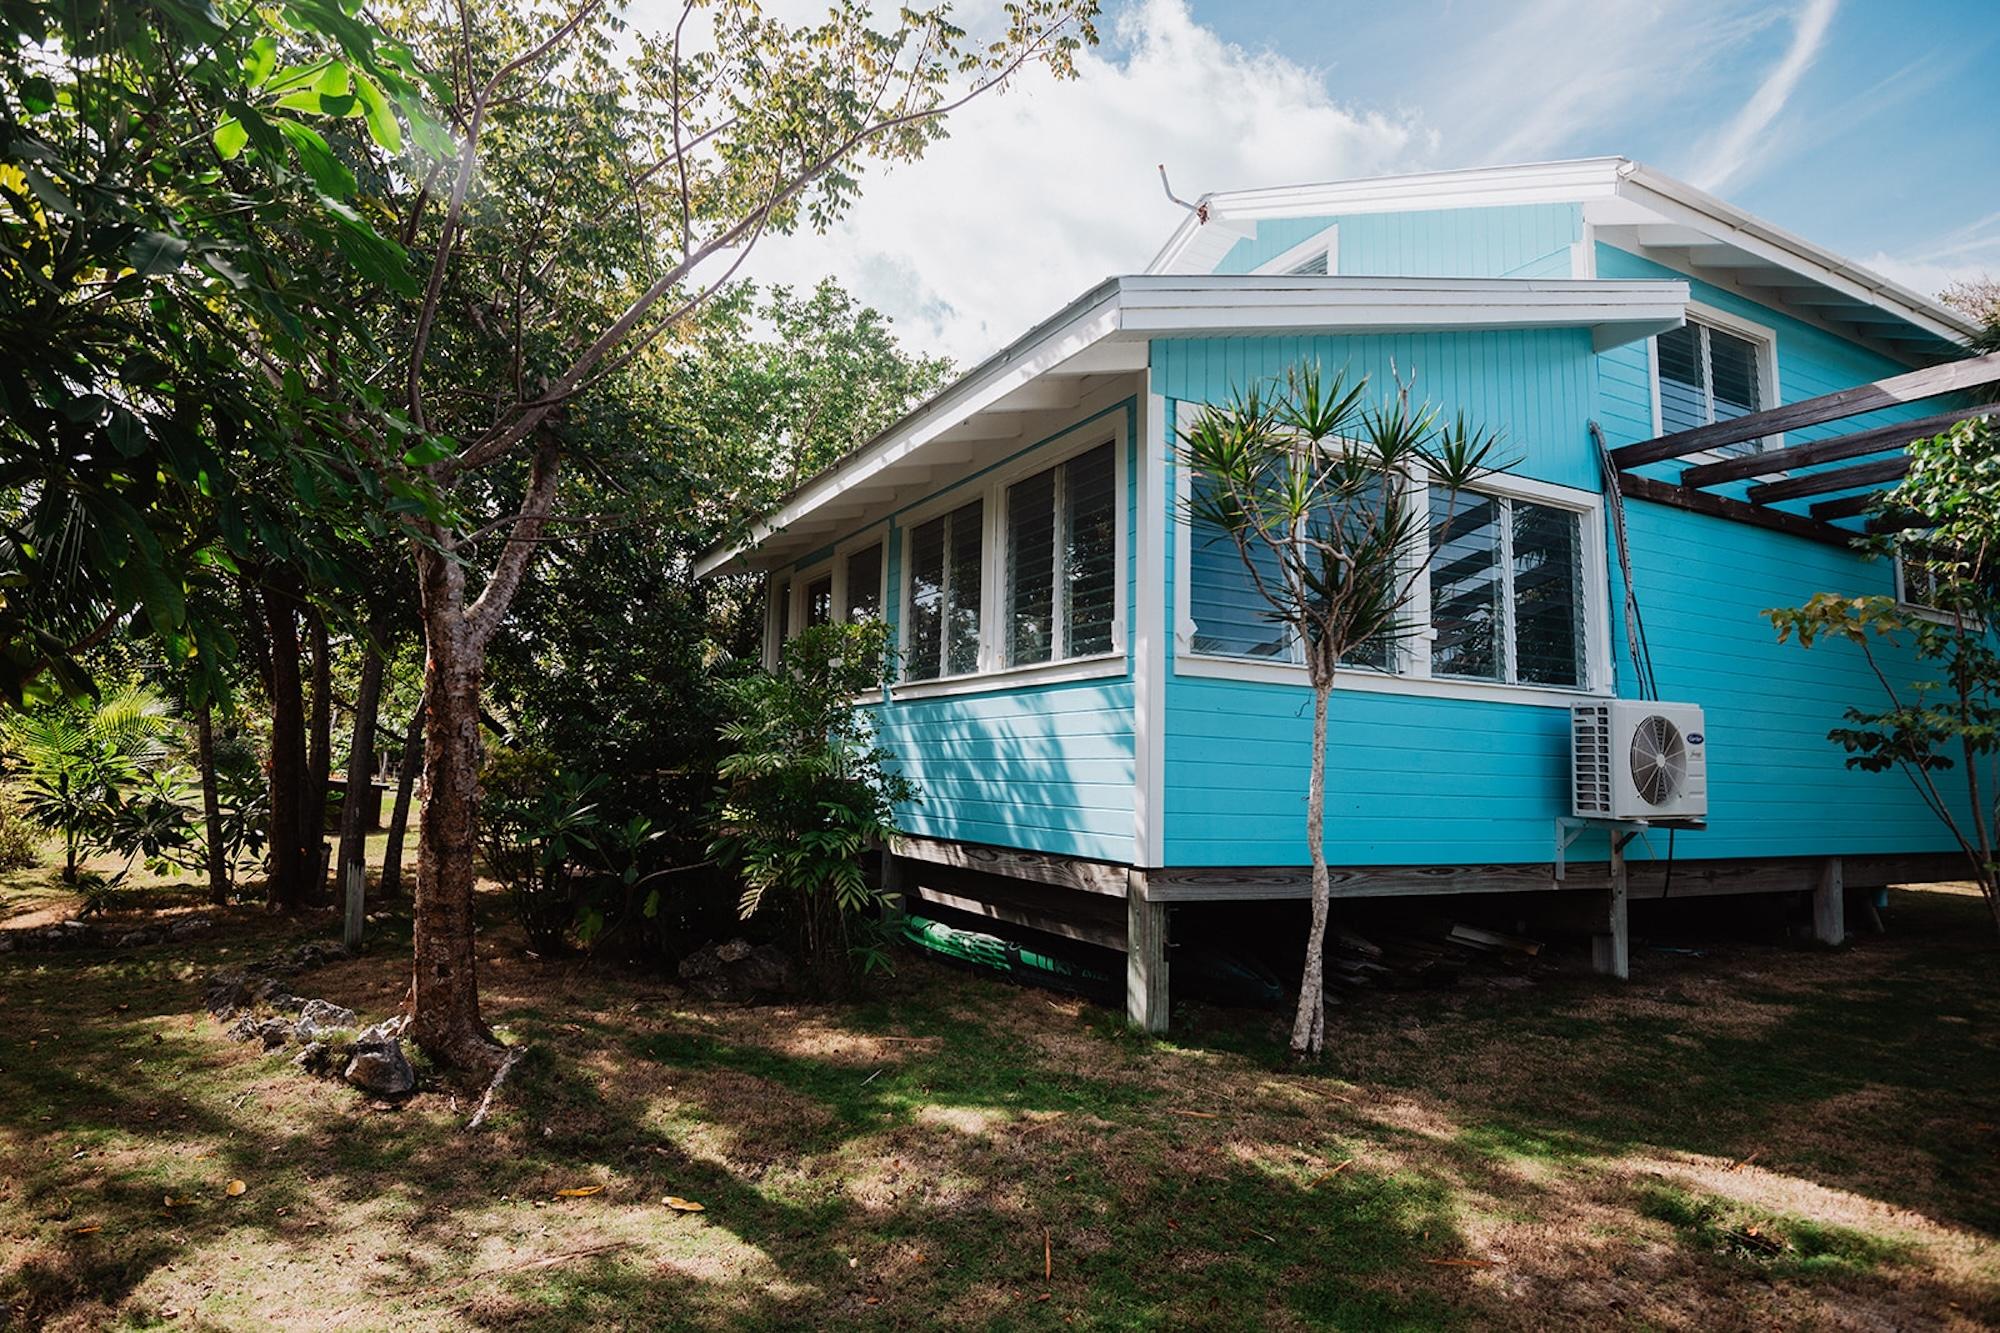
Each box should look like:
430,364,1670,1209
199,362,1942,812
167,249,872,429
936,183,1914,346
1657,318,1767,457
1005,443,1117,667
1188,481,1588,691
905,500,983,681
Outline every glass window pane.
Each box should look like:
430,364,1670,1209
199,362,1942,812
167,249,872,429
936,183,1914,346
1429,491,1501,681
804,575,833,628
1006,469,1056,666
844,545,882,622
1656,323,1706,435
1512,501,1584,687
945,500,983,675
905,518,944,680
1706,325,1764,456
774,581,791,649
1063,443,1118,657
1189,476,1291,660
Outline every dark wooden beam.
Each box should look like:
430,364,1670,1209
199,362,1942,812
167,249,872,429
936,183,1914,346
1809,491,1885,521
1610,351,2000,469
1616,471,1857,548
1748,455,1910,505
1680,404,1996,489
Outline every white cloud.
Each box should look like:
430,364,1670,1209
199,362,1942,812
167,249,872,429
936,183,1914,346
1690,0,1838,191
720,0,1421,365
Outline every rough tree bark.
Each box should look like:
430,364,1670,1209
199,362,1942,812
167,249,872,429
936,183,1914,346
261,584,308,910
1290,670,1333,1058
407,444,562,1073
380,704,423,899
336,626,387,949
304,610,333,902
196,700,229,906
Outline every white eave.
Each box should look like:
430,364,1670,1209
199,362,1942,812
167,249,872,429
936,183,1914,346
1146,157,1975,358
695,274,1687,576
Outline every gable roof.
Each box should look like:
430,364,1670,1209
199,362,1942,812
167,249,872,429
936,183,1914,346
1146,157,1974,360
695,274,1685,575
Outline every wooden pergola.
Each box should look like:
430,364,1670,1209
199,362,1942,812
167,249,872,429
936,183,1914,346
1608,350,2000,546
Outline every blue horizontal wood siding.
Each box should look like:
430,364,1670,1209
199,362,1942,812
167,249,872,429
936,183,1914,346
1213,205,1580,278
1153,329,1601,492
777,399,1141,865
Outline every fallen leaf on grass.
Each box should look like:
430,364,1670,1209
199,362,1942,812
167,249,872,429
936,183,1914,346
1307,1160,1354,1188
1424,1258,1497,1269
163,1195,191,1208
68,1225,101,1236
555,1185,604,1198
663,1196,705,1212
1168,1109,1219,1119
225,1180,247,1197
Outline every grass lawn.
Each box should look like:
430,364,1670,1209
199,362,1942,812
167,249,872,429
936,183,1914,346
1,850,1996,1329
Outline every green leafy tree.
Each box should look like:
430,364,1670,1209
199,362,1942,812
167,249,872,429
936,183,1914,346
714,621,915,991
1176,367,1508,1058
1769,416,2000,934
4,684,183,882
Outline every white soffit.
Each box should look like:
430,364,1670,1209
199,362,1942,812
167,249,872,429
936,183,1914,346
696,275,1688,575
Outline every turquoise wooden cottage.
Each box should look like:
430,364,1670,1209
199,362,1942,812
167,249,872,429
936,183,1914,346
697,158,1989,1030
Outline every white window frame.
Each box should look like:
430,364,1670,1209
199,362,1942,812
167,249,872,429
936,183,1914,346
892,420,1129,699
1893,548,1985,629
1649,302,1781,461
1252,224,1339,278
1174,453,1611,709
833,525,890,625
1001,437,1123,670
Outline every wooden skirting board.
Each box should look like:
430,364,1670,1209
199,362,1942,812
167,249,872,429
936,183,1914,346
889,836,1966,907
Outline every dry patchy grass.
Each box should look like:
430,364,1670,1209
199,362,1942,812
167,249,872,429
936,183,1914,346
0,874,1996,1330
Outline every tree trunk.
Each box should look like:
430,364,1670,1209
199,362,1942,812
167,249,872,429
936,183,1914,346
304,610,333,903
337,631,387,949
262,586,308,910
1289,674,1333,1059
380,703,424,899
197,699,229,906
408,548,505,1073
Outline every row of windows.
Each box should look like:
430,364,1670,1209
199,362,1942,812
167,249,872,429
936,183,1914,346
1188,483,1591,689
772,440,1120,683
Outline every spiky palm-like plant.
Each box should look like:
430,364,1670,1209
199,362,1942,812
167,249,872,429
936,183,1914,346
5,685,180,882
1177,366,1510,1058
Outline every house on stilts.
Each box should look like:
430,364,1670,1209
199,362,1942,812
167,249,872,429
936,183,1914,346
696,158,1992,1031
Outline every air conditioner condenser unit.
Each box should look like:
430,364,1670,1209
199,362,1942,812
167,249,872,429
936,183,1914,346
1571,700,1708,823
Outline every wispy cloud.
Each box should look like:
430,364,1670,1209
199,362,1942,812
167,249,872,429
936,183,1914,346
1691,0,1838,191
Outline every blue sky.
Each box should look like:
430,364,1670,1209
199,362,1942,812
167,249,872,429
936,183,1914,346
681,0,2000,362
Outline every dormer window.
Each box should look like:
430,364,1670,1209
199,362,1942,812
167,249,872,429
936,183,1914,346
1287,249,1329,276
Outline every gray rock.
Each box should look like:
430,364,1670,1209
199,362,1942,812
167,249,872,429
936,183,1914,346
343,1040,416,1098
295,998,357,1040
293,1041,340,1076
226,1014,295,1048
354,1014,409,1046
678,938,800,1004
167,918,213,941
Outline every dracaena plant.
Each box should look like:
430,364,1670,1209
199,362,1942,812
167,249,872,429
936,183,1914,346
1177,364,1511,1058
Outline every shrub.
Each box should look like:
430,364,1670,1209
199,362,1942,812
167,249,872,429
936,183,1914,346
712,620,915,992
480,746,605,955
0,792,40,871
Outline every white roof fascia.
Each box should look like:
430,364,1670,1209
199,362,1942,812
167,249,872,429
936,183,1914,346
1615,163,1976,346
1144,156,1974,347
697,275,1692,575
695,280,1124,577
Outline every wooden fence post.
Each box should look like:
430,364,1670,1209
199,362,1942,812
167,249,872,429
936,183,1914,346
1593,835,1630,980
1813,857,1845,946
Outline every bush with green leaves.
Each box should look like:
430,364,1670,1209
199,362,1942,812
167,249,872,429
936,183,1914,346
0,790,39,871
712,620,915,991
3,684,189,882
1770,416,2000,935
